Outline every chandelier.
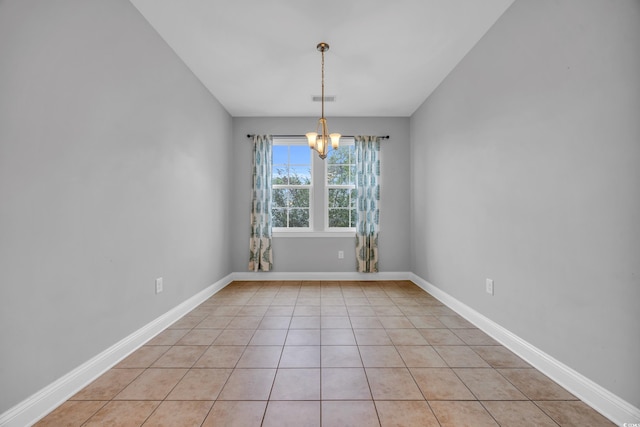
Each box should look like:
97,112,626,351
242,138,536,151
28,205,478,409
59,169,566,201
306,42,340,159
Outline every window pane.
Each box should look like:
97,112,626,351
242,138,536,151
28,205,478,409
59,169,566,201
289,208,309,228
327,145,353,164
288,188,309,208
272,188,288,207
350,209,357,228
328,208,350,228
350,188,357,207
272,166,289,184
272,208,287,228
327,165,351,185
273,145,288,165
289,145,310,165
328,188,350,208
289,166,311,185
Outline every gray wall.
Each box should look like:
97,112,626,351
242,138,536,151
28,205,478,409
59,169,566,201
410,0,640,407
232,117,411,273
0,0,233,412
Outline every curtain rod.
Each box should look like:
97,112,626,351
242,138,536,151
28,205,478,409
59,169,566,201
246,134,389,140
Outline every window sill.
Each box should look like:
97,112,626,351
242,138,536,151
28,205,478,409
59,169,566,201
273,231,355,238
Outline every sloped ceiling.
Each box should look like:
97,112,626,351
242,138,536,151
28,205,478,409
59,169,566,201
130,0,514,117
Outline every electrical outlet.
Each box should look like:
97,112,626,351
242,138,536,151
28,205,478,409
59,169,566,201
338,250,344,259
155,277,163,294
485,278,494,295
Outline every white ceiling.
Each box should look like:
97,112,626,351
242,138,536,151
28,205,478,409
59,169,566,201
130,0,514,117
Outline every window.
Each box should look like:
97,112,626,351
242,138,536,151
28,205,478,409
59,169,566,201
326,142,356,229
272,137,355,233
272,142,312,229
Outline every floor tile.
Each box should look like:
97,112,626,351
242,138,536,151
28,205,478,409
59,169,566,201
169,316,204,330
294,306,322,316
34,401,106,426
147,329,189,346
499,368,577,400
386,329,428,345
321,305,349,316
321,329,356,345
454,368,527,400
430,401,498,426
263,401,321,427
321,345,363,367
83,401,160,427
176,329,222,346
115,346,171,368
71,368,143,400
373,306,404,316
279,345,320,367
213,329,255,345
535,400,616,426
141,400,213,426
211,305,243,316
151,346,207,368
396,345,447,367
265,305,295,316
359,346,405,367
166,368,231,400
349,316,384,329
238,305,269,316
270,368,321,400
218,368,276,400
344,297,370,306
249,329,288,345
407,315,446,329
321,297,346,306
418,329,465,346
322,401,380,427
194,345,245,368
410,368,475,400
347,306,377,316
375,400,440,427
453,328,499,345
367,297,395,306
236,345,283,368
354,329,393,345
227,316,262,329
290,316,321,329
258,316,291,329
285,329,321,345
321,316,352,329
378,316,414,329
195,316,234,329
365,367,423,400
438,315,475,329
114,368,187,400
482,401,558,426
202,400,266,427
322,368,371,399
471,345,530,368
433,345,491,367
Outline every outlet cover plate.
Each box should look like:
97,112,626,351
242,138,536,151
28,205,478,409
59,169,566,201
155,277,163,294
485,278,494,295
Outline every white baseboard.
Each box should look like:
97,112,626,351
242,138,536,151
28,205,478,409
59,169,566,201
409,273,640,426
231,271,412,281
0,274,233,427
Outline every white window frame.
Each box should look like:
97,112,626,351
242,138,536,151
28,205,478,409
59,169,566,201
271,137,356,237
272,139,313,233
325,139,356,232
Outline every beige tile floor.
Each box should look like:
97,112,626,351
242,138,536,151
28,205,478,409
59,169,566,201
36,280,614,426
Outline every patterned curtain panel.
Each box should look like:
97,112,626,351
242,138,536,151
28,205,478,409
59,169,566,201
249,135,273,271
355,136,381,273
